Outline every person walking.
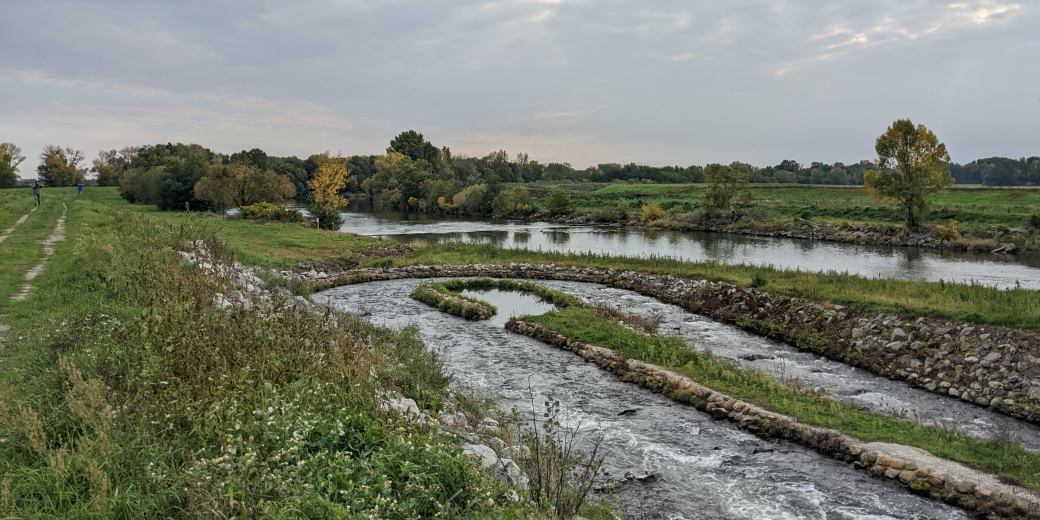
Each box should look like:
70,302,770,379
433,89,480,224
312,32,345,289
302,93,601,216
32,180,41,206
76,180,84,195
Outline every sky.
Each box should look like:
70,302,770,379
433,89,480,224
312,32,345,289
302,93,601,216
1,0,1038,177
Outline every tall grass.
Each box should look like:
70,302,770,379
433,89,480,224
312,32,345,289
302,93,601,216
0,199,537,518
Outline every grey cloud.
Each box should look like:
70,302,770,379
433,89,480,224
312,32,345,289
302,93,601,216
1,0,1036,176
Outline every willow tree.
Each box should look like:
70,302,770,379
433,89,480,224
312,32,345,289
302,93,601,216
307,155,351,229
865,120,952,229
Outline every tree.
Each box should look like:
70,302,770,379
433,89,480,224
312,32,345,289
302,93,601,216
92,147,137,186
701,163,751,213
193,163,296,210
864,119,952,229
37,145,85,186
308,155,351,229
388,130,439,164
0,143,25,188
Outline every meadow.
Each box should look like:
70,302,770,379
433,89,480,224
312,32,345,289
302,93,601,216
522,182,1040,232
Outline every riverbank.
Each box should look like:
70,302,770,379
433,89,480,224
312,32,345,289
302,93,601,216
0,190,597,518
307,264,1040,423
354,183,1040,254
506,317,1040,518
531,183,1040,254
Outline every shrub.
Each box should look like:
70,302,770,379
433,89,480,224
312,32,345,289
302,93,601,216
239,202,304,222
639,202,665,223
543,191,572,216
936,218,960,241
1030,213,1040,231
308,203,344,230
750,273,768,288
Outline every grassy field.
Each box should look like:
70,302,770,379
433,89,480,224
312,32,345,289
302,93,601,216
523,182,1040,232
525,306,1040,489
3,187,1038,515
44,188,1040,330
0,189,554,518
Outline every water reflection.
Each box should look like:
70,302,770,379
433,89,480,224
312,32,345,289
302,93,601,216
339,209,1040,289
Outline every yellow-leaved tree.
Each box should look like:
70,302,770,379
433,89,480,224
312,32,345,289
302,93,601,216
307,155,351,229
864,120,952,229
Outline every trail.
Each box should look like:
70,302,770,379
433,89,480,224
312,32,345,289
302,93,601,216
0,206,38,244
12,204,67,302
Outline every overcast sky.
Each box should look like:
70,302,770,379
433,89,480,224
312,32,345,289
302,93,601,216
2,0,1037,177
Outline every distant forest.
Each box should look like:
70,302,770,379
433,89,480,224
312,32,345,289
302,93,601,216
3,132,1037,217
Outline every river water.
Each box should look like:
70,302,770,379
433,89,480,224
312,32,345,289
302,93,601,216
318,278,972,519
338,209,1040,290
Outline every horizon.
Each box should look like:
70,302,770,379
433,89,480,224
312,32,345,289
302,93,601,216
3,1,1038,178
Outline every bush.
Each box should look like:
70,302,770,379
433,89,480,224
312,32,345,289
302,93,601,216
239,202,304,222
639,202,665,223
1030,213,1040,231
308,203,344,230
543,191,571,216
750,273,768,288
936,219,960,241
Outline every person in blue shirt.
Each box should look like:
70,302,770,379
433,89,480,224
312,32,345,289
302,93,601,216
76,180,84,195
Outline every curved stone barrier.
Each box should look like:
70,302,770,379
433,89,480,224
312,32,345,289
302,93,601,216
505,318,1040,519
309,264,1040,425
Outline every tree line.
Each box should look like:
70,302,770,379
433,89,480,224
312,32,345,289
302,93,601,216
0,134,1036,209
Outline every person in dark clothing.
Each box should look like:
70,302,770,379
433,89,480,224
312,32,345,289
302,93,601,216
32,180,41,206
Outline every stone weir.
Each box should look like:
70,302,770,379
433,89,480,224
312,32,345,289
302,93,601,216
309,264,1040,425
505,318,1040,519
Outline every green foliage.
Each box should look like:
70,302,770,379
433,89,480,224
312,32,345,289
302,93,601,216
526,307,1040,489
865,119,953,229
701,163,751,213
410,283,496,320
307,203,344,230
117,143,215,210
194,163,297,210
749,273,768,288
36,145,85,187
543,191,572,216
1029,214,1040,231
0,142,25,189
238,202,304,222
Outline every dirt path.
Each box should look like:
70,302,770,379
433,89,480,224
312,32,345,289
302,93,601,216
0,206,38,244
12,204,67,302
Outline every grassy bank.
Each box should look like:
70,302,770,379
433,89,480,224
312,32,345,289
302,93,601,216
0,194,549,517
77,188,1040,329
525,182,1040,233
396,243,1040,330
523,307,1040,490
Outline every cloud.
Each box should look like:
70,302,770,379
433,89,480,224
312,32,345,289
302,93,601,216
1,0,1036,177
772,0,1026,75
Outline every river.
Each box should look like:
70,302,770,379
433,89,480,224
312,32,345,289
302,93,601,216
337,209,1040,290
318,278,975,519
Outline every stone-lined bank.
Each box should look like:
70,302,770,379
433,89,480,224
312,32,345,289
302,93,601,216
307,264,1040,424
505,318,1040,519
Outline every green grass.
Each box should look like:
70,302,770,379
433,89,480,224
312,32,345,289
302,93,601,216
75,188,1040,329
522,182,1040,232
525,306,1040,489
0,187,38,230
397,242,1040,329
0,193,542,518
80,188,382,268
